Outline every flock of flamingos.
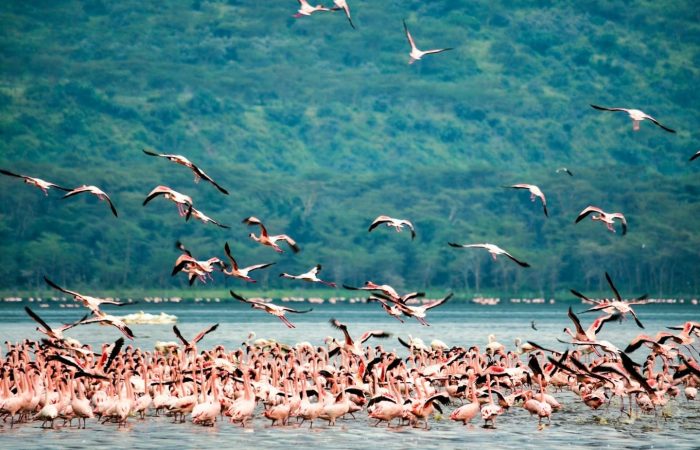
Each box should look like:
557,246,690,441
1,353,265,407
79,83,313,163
1,0,699,437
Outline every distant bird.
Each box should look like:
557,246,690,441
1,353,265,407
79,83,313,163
229,290,312,328
378,292,453,326
575,206,627,235
63,185,118,217
142,149,228,194
531,321,538,331
590,104,676,133
143,185,193,218
556,167,573,177
280,264,337,287
186,206,229,228
368,215,416,239
294,0,330,18
171,254,223,286
76,312,135,340
403,20,453,64
690,150,700,162
0,169,70,195
222,242,275,283
331,0,355,29
504,184,548,217
448,242,530,267
44,276,131,315
242,216,300,253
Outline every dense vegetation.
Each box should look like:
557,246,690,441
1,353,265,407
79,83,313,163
1,0,699,297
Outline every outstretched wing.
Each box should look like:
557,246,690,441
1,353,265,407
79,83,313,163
44,276,82,298
25,306,52,332
403,20,416,50
173,325,189,346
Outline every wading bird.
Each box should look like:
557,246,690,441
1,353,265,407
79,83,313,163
575,206,627,235
242,216,300,253
328,318,390,358
294,0,330,17
505,184,548,217
143,185,193,218
229,291,312,328
43,276,131,315
221,242,275,283
279,264,337,287
590,104,676,133
142,149,228,194
403,20,453,64
448,242,530,267
331,0,355,29
0,169,70,195
368,215,416,240
63,185,118,217
573,272,648,328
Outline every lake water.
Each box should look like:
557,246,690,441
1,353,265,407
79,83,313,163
1,299,698,449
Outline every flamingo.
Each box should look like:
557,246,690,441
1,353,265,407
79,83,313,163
590,104,676,133
450,375,480,425
142,149,228,194
143,185,193,217
328,318,390,359
331,0,355,29
279,264,337,287
229,290,312,328
0,169,70,195
556,167,573,176
403,20,453,64
294,0,330,18
24,306,87,341
242,216,300,253
368,215,416,239
575,206,627,235
172,323,219,353
448,242,530,267
505,184,548,217
376,292,453,326
43,276,131,315
572,272,648,328
63,185,118,217
186,207,229,228
221,242,275,283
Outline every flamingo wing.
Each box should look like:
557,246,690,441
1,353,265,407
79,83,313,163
192,323,219,344
590,104,628,113
575,206,603,223
403,20,416,50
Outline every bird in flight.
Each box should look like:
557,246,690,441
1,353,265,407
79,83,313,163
230,290,312,328
242,216,300,253
0,169,71,195
575,206,627,235
403,20,453,64
590,104,676,133
368,215,416,239
279,264,337,287
63,185,119,217
331,0,355,29
448,242,530,267
293,0,330,18
504,184,548,217
556,167,573,177
142,149,228,194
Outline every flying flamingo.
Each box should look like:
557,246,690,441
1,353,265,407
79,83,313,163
242,216,300,253
43,276,131,315
172,323,219,353
0,169,70,195
328,318,390,358
63,185,118,217
229,290,312,328
221,242,275,283
142,149,228,194
294,0,330,18
575,206,627,235
403,20,453,64
331,0,355,29
590,104,676,133
556,167,573,176
368,215,416,239
24,306,87,341
186,206,230,228
143,185,193,218
448,242,530,267
573,272,648,328
279,264,337,287
505,184,548,217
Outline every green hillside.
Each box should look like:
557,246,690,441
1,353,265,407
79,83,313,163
1,0,699,297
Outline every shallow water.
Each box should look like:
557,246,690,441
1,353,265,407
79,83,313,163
1,300,698,449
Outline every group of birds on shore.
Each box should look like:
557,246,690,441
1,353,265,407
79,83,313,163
2,0,699,437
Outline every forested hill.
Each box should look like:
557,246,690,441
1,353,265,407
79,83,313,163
1,0,699,297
